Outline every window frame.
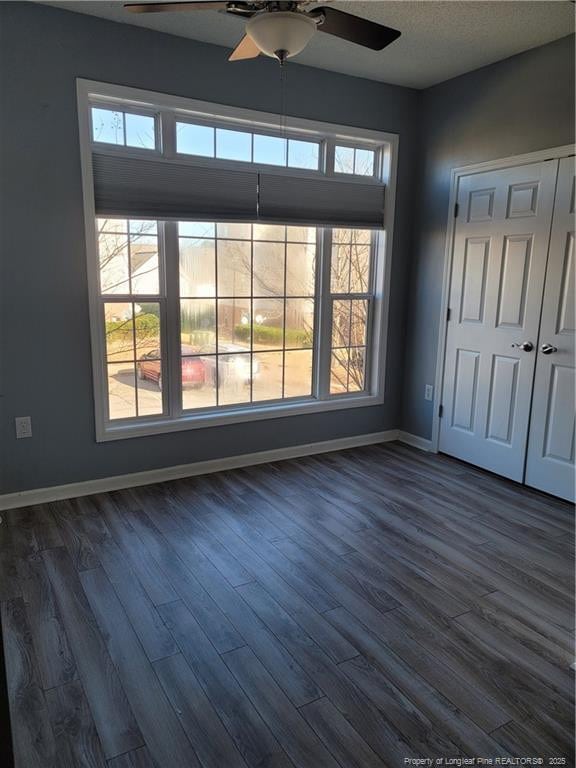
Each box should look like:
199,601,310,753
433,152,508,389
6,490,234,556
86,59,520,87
175,114,324,172
333,142,377,178
77,79,398,442
89,100,162,155
96,217,170,422
326,227,377,396
174,221,320,413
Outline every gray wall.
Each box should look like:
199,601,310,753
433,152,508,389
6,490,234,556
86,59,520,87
2,4,573,493
0,2,419,493
402,34,575,439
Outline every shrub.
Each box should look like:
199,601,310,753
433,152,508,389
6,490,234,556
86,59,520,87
105,312,160,347
234,324,312,347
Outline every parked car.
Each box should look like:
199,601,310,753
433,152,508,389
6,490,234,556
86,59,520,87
137,346,205,390
199,344,260,387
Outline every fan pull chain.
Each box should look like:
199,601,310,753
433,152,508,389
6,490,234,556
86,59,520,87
279,61,287,139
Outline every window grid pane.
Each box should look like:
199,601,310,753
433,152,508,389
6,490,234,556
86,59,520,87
354,148,375,176
129,224,160,295
125,113,156,150
178,222,317,411
104,300,164,420
98,218,160,297
288,139,319,170
91,107,156,150
329,229,373,395
216,128,252,162
99,216,164,421
334,145,376,177
92,108,124,146
253,134,286,167
176,122,215,157
172,121,320,170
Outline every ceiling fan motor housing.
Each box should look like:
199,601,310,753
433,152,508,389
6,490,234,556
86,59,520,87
246,11,317,60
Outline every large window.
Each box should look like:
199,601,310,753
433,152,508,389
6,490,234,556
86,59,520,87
178,222,317,410
79,81,396,440
97,218,375,424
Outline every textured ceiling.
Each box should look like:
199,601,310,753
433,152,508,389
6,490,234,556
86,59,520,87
41,1,574,87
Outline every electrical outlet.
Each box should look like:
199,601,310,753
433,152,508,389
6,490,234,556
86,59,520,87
15,416,32,439
424,385,434,401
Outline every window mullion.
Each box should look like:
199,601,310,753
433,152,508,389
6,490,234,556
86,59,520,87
160,109,176,158
315,227,333,400
163,221,182,418
324,139,335,177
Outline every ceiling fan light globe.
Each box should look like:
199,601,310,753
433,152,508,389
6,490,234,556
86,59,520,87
246,11,317,60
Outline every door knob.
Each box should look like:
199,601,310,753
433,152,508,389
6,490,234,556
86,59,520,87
540,343,558,355
511,341,534,352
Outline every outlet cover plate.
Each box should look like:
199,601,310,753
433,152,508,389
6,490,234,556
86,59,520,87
15,416,32,439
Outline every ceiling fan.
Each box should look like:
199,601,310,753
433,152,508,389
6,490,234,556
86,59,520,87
124,1,401,64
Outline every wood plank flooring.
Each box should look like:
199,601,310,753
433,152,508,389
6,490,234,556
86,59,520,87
1,443,574,768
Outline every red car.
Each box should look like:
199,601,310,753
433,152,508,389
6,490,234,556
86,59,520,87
137,346,205,391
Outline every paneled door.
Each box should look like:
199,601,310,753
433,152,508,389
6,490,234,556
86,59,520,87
439,160,558,480
525,157,576,502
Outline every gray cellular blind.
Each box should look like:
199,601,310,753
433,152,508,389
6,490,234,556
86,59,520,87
91,153,385,228
92,154,258,221
258,173,385,229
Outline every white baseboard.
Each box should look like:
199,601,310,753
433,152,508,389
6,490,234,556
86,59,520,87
0,430,399,511
397,431,433,452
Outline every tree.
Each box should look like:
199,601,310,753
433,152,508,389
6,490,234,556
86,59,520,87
100,219,371,390
99,219,160,361
216,225,370,392
329,228,371,392
98,219,158,294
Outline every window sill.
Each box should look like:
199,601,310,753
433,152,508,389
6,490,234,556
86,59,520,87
96,392,384,442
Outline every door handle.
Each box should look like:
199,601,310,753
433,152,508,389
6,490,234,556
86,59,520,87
540,343,558,355
511,341,534,352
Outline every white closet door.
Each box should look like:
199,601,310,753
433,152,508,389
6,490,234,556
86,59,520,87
439,160,558,480
525,156,576,502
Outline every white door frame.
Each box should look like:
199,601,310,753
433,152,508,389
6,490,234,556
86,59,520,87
431,144,575,454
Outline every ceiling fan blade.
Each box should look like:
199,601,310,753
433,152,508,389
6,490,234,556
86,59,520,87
309,6,401,51
124,2,228,13
229,34,261,61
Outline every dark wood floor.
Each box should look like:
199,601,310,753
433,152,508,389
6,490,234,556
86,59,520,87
1,442,574,768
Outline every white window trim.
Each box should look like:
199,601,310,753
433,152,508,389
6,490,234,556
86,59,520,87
77,79,399,443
